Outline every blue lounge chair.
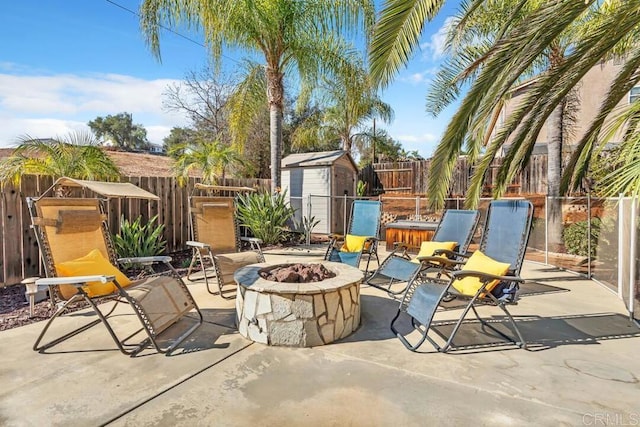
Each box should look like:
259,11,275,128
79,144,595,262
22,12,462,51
365,209,480,297
324,200,382,273
391,199,534,352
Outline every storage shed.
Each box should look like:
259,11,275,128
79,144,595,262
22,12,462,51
281,150,358,234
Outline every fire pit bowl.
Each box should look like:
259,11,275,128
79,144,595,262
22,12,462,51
234,261,363,347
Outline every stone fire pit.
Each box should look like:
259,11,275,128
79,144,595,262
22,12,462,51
234,261,363,347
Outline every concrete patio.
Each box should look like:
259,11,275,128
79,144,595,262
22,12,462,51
1,246,639,426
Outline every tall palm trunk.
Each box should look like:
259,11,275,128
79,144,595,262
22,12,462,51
267,65,284,192
546,45,565,252
342,135,352,152
547,101,565,252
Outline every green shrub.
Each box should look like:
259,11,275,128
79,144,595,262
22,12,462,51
114,215,166,259
236,191,296,245
356,180,367,197
563,218,605,257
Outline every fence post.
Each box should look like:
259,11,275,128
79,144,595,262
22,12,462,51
618,194,624,300
343,194,348,235
587,191,592,279
306,195,312,246
416,196,420,218
544,196,549,265
628,196,637,320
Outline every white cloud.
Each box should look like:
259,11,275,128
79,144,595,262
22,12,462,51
0,118,89,146
420,17,455,61
0,71,189,147
397,67,440,86
393,133,440,158
397,133,439,144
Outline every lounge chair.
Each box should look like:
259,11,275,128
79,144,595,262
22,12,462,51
366,209,480,297
324,199,382,273
27,178,203,356
391,199,534,352
186,196,264,298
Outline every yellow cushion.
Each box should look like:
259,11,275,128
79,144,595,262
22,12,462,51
340,234,368,253
55,249,132,299
411,241,457,263
452,250,511,296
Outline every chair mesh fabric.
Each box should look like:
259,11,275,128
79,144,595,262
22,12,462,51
374,256,419,282
216,251,263,286
349,200,381,237
433,210,479,247
37,199,114,269
481,200,532,272
191,197,238,253
126,275,196,334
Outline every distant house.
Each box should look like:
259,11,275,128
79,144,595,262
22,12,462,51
148,144,166,155
498,60,631,156
281,150,358,234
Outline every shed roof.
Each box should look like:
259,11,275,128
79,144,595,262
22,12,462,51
281,150,357,170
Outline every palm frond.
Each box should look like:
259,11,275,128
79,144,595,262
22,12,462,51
369,0,445,88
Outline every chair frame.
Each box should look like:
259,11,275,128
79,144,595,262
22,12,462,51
324,199,382,273
186,195,264,298
391,199,534,353
28,195,203,357
366,209,480,297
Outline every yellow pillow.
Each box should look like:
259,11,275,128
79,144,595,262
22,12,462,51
55,249,132,299
411,241,457,263
340,234,368,253
452,250,511,296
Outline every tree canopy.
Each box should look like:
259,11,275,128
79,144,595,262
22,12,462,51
140,0,375,192
88,112,150,151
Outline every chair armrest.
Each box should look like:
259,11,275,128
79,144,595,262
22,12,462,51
393,242,409,249
432,249,456,257
36,275,115,288
451,270,525,284
186,240,210,249
240,236,263,245
118,256,172,265
416,255,464,268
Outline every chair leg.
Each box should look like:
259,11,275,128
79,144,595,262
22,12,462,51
33,293,99,352
469,301,527,349
497,303,528,349
439,297,481,353
186,248,219,295
33,293,133,355
390,309,443,352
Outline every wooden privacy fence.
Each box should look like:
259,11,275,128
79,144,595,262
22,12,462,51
0,175,270,287
359,154,548,196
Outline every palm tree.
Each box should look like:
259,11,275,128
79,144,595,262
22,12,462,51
424,0,578,250
352,126,402,165
370,1,640,248
170,139,240,186
140,0,374,193
0,131,121,186
292,60,394,153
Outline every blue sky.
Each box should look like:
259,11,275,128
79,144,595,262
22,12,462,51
0,0,461,158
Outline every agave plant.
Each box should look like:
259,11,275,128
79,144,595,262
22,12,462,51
236,191,296,245
113,215,166,259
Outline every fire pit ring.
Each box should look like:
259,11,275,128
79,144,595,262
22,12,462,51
234,261,363,347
